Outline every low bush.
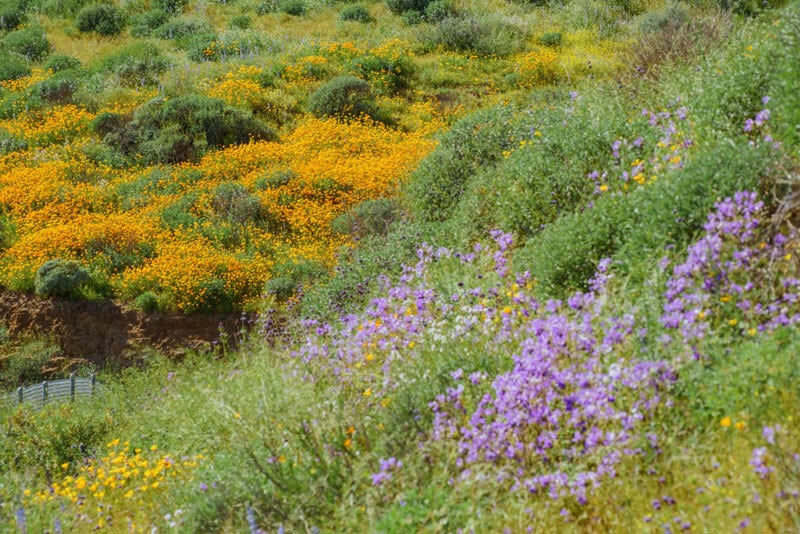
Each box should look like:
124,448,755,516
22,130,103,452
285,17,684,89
423,0,454,22
229,14,251,29
0,0,25,31
0,51,30,81
151,0,186,14
348,53,414,93
99,42,171,87
265,260,327,302
34,259,92,299
130,9,171,37
400,9,422,25
75,4,126,36
1,26,51,62
420,15,527,56
386,0,430,15
537,31,562,47
339,4,372,22
43,53,81,72
308,75,379,121
330,198,402,238
406,106,517,222
28,71,81,103
153,17,211,40
278,0,305,16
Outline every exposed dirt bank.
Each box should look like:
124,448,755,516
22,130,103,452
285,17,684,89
0,289,259,365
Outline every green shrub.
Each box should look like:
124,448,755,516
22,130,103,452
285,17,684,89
211,182,264,224
1,26,51,62
75,4,126,36
34,259,92,299
34,0,91,16
0,51,30,81
331,198,402,239
278,0,305,16
43,53,81,72
515,193,631,296
420,15,527,56
130,9,171,37
339,4,372,22
424,0,454,22
637,3,688,35
348,53,414,93
386,0,430,15
0,129,26,154
0,0,25,31
0,338,61,390
717,0,784,16
254,168,295,190
151,0,186,14
265,260,327,301
229,14,251,29
100,95,276,164
255,0,277,14
153,17,212,40
133,290,160,312
406,106,517,222
400,9,422,25
537,31,563,47
308,75,379,121
99,42,171,87
28,71,81,103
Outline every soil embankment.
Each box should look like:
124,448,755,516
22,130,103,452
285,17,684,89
0,289,258,365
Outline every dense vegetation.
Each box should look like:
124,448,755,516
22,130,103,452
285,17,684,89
2,0,800,531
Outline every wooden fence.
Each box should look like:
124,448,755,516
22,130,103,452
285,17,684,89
5,373,99,408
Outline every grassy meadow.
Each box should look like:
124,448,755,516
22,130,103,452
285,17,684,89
2,0,800,531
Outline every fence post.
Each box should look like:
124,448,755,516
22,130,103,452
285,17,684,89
42,381,48,404
70,373,76,401
17,386,22,405
91,373,96,396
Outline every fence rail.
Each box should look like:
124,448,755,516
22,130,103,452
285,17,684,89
5,373,99,408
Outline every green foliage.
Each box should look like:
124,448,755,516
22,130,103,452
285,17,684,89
348,53,414,93
43,53,81,72
151,0,186,14
386,0,430,15
717,0,784,16
278,0,305,16
254,168,295,190
0,0,25,31
97,95,275,164
34,259,92,299
133,290,160,312
0,338,61,390
0,403,111,476
0,51,29,81
28,70,81,104
0,129,26,154
211,182,264,225
637,3,688,34
339,4,372,22
99,42,171,87
406,106,516,222
229,14,251,29
400,9,422,25
1,26,50,62
308,75,379,121
331,198,402,238
537,31,562,47
130,9,171,37
420,15,527,56
423,0,454,22
153,17,211,40
75,4,127,36
265,259,327,301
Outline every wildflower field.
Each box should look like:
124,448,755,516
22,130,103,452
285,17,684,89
2,0,800,531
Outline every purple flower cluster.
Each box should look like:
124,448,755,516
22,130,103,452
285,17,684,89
430,261,674,503
662,191,799,354
371,457,403,486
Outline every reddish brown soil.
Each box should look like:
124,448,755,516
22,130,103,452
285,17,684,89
0,289,259,366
